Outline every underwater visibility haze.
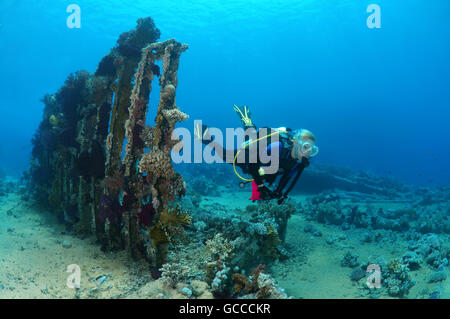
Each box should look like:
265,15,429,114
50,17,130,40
0,0,449,300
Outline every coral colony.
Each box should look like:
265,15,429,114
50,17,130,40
29,17,190,268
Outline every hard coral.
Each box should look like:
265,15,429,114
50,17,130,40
206,233,235,262
161,107,189,126
230,264,288,299
138,149,174,181
140,126,155,148
255,273,288,299
159,262,192,289
387,258,403,274
232,265,265,297
231,273,250,295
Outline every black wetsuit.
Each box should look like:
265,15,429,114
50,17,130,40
202,125,309,203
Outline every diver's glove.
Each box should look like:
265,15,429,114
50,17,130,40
258,185,274,200
233,104,254,129
271,189,286,204
272,190,283,200
194,123,210,143
277,194,288,205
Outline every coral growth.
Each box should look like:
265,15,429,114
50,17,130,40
231,264,288,299
148,205,191,247
138,149,174,182
160,262,193,289
161,107,189,125
303,191,450,236
28,17,189,265
206,233,235,261
116,17,161,58
358,255,415,298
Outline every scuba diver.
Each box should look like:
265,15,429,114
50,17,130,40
195,105,319,204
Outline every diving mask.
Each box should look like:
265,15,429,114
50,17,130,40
296,140,319,158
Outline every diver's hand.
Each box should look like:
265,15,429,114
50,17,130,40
194,123,209,141
258,185,274,200
277,194,287,205
272,190,286,204
233,104,253,128
272,190,282,200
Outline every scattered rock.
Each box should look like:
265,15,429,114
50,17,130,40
350,268,366,281
303,224,322,237
62,241,72,249
180,287,193,298
341,252,359,268
429,271,447,283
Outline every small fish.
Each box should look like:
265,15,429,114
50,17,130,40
95,274,110,285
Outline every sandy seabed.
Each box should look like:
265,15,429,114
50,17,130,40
0,187,449,299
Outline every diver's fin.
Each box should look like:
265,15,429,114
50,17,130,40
250,180,261,201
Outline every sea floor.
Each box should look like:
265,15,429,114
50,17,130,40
0,185,448,299
276,212,448,299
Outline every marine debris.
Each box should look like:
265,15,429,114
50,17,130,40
27,17,189,267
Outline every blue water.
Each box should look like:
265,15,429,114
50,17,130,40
1,0,449,185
